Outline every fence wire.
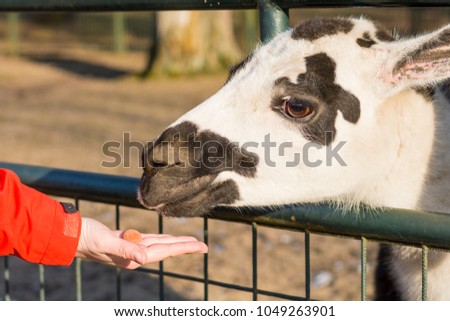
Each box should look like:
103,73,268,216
0,194,436,301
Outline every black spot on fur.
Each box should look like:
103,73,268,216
226,52,254,84
292,17,354,41
375,24,396,42
144,121,258,179
272,53,360,145
375,245,403,301
414,86,435,102
358,25,396,48
139,121,258,216
357,32,377,48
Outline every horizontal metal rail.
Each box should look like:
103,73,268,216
0,0,448,12
2,161,450,251
0,0,255,12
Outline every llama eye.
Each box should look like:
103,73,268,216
282,98,315,119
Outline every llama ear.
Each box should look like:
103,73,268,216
386,25,450,90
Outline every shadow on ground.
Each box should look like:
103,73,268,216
0,256,191,301
27,54,130,79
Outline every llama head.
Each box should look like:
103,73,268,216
138,17,450,217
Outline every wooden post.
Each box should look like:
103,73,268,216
113,12,126,53
7,13,19,55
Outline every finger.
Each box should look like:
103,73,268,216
140,233,173,239
140,235,200,246
144,241,208,262
112,231,173,240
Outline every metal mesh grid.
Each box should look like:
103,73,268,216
1,198,431,301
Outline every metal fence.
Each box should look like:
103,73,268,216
1,159,449,301
1,12,156,54
1,0,450,301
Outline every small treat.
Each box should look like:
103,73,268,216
122,229,143,244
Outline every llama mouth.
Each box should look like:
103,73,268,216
139,179,240,217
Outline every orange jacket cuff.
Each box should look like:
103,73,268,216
39,202,81,266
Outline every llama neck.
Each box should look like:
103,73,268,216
418,87,450,213
359,89,437,211
368,87,450,301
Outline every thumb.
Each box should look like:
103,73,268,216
105,237,147,265
131,247,147,265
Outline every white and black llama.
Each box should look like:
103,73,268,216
138,17,450,300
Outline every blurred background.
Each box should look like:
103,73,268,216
0,8,449,301
2,8,450,78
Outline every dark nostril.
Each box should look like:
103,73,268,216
151,160,168,168
150,161,184,169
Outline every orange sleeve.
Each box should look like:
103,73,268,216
0,169,81,266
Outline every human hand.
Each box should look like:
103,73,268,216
75,218,208,269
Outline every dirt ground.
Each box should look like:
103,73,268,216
0,48,379,301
